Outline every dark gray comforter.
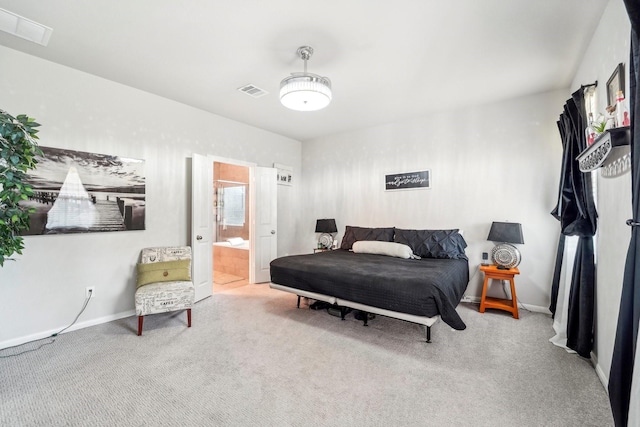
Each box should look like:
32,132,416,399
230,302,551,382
270,249,469,330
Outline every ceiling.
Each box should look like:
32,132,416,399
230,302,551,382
0,0,609,142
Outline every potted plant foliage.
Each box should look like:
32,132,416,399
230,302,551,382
0,109,43,266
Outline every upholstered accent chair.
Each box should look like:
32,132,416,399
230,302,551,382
135,246,195,336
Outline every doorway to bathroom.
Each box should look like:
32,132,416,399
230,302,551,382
213,161,250,292
191,153,277,301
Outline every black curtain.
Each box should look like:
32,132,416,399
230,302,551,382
549,234,565,317
609,2,640,425
550,88,598,358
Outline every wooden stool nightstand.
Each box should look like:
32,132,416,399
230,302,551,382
479,265,520,319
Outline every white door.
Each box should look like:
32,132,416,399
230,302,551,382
250,167,277,283
191,153,213,302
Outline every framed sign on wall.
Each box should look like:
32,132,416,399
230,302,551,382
384,170,431,191
274,163,293,186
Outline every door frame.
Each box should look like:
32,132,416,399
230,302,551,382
211,156,257,282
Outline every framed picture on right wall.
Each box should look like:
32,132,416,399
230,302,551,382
606,62,625,108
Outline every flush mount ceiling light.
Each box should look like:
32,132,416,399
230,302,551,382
280,46,332,111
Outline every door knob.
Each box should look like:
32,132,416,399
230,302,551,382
196,235,203,240
271,230,276,235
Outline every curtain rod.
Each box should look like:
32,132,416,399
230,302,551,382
581,81,597,89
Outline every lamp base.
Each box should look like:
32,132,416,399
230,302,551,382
491,243,521,269
318,233,334,249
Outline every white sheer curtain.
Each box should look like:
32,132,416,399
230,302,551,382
629,323,640,426
549,235,579,352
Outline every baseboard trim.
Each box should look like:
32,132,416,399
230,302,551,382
591,351,609,392
460,296,552,315
0,309,135,351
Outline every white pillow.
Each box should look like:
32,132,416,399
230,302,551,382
352,241,420,259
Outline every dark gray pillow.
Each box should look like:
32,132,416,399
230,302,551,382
394,228,468,260
340,226,395,250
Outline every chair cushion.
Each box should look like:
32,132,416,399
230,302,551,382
135,280,195,316
136,259,191,288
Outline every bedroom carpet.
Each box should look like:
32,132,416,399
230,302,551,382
213,271,245,285
1,283,612,426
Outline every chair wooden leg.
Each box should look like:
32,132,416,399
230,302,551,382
187,308,192,327
138,315,144,336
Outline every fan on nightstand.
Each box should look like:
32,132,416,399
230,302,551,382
315,218,338,249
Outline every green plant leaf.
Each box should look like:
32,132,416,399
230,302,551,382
0,109,41,267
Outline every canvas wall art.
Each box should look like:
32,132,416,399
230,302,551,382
19,146,145,235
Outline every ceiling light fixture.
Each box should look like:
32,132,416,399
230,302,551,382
280,46,332,111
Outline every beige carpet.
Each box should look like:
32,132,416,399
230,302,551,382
1,283,613,426
213,271,244,285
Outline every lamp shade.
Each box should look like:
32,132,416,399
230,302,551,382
315,219,337,233
487,222,524,244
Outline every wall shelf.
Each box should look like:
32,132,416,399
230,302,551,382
577,126,630,173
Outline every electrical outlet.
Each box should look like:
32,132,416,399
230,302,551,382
85,287,95,299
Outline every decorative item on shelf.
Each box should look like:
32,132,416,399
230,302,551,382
280,46,332,112
615,91,630,127
315,218,337,249
487,221,524,270
593,113,609,134
585,113,597,146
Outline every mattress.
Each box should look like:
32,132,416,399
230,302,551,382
270,249,469,330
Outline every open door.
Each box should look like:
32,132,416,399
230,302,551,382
250,166,277,283
191,153,213,302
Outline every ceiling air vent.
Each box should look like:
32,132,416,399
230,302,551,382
0,8,53,46
237,84,268,98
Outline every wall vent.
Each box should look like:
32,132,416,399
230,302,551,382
0,8,53,46
237,84,268,98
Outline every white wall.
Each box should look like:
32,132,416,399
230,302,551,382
0,46,302,347
570,0,631,385
299,89,567,309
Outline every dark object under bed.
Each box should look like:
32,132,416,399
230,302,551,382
270,249,470,336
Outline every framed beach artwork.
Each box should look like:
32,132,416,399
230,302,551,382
19,146,145,235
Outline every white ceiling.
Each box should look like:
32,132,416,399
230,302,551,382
0,0,609,141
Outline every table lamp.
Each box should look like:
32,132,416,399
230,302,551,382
487,221,524,269
315,219,337,249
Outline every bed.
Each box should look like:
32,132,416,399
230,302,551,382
269,226,470,342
